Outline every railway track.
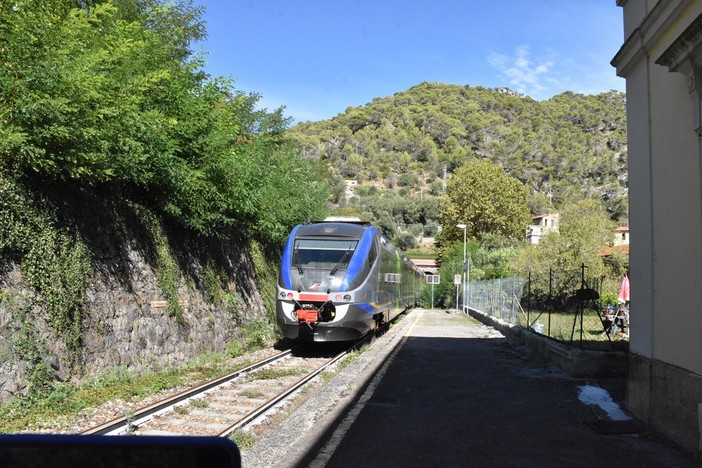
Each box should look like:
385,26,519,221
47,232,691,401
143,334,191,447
81,344,355,438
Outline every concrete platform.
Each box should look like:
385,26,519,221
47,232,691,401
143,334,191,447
243,309,700,467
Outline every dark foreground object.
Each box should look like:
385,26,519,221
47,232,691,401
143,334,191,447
0,434,240,468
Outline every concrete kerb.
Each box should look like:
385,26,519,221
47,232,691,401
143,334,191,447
467,307,627,378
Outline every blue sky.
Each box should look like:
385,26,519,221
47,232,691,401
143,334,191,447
193,1,625,123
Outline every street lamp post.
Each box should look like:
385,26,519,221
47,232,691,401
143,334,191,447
456,224,467,313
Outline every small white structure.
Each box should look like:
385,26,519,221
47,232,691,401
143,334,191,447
526,213,559,244
410,259,439,275
613,226,630,247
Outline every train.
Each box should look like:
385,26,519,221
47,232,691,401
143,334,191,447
276,220,424,342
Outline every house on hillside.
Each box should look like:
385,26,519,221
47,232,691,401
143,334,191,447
410,259,439,275
613,226,630,247
612,0,702,455
526,213,559,244
597,226,631,259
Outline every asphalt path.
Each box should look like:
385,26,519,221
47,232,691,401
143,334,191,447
305,310,699,467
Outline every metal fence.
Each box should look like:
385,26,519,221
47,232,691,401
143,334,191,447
465,276,525,324
466,267,628,351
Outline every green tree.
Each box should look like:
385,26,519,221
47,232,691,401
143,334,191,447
439,159,530,242
393,232,417,251
511,198,617,296
0,0,328,242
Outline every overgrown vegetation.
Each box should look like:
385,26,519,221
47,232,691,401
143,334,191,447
136,205,185,321
248,240,279,327
248,367,304,381
225,319,277,359
0,174,91,351
230,430,257,450
9,305,55,398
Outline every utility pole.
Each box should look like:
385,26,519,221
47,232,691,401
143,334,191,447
456,224,467,313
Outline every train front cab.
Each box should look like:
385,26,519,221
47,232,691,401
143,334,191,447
276,223,423,342
276,223,379,342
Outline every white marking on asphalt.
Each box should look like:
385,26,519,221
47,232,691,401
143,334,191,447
309,314,420,468
578,385,631,421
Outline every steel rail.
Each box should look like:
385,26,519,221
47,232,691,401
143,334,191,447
81,311,399,437
81,349,292,435
214,312,406,437
216,345,355,438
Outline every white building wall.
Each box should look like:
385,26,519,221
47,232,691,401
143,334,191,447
649,62,702,372
622,39,654,359
614,0,702,453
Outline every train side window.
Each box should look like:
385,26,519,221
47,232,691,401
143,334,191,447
368,239,377,266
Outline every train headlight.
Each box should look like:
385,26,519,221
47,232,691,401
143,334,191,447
280,292,286,299
287,292,293,299
343,294,352,301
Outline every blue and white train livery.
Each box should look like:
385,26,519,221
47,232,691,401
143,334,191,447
276,221,423,342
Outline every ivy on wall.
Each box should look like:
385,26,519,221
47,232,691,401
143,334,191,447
248,239,278,324
132,204,185,322
0,174,90,352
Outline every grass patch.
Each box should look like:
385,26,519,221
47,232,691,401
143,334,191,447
240,390,266,399
249,367,304,381
517,308,623,343
319,370,336,383
190,399,209,409
335,345,367,372
230,430,256,450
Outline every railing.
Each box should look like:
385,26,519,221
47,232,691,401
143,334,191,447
465,276,525,324
465,268,628,351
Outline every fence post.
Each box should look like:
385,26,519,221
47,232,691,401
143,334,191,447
548,267,553,336
580,263,586,346
527,271,531,328
431,282,434,310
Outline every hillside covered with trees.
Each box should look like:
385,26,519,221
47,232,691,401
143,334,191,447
287,83,627,244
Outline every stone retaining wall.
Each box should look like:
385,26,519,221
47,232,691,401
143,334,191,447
0,237,266,402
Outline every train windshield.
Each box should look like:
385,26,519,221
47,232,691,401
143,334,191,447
290,238,358,292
